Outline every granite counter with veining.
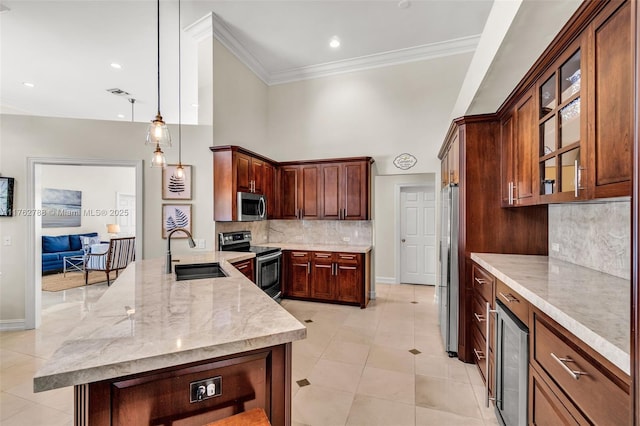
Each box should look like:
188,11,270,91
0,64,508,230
33,251,307,392
471,253,629,375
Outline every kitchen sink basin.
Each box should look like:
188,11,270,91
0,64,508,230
174,263,228,281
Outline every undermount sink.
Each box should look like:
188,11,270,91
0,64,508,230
174,263,228,281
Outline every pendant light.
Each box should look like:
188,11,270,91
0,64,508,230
174,0,185,180
148,0,170,169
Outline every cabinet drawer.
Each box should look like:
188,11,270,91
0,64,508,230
290,251,310,260
495,280,528,327
335,252,361,265
472,264,494,302
530,366,587,425
471,325,487,381
313,252,333,260
532,312,629,425
472,296,489,340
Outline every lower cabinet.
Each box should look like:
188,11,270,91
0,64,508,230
283,250,369,308
82,344,291,426
230,258,254,283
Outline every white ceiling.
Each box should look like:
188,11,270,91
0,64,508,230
0,0,580,125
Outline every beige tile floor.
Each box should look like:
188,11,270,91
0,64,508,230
0,283,499,426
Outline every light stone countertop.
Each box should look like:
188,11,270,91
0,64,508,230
262,243,372,253
471,253,629,375
33,251,307,392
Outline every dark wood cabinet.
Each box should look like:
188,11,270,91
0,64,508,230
264,162,277,218
231,258,255,283
83,344,292,426
278,165,321,220
470,263,495,398
320,161,369,220
284,251,311,298
588,0,632,198
211,146,277,221
282,250,370,308
279,166,299,220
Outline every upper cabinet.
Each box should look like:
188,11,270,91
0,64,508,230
279,158,372,221
212,146,373,221
500,0,631,206
211,146,277,221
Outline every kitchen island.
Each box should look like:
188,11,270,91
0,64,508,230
33,252,307,425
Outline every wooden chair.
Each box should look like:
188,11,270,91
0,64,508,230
85,237,135,286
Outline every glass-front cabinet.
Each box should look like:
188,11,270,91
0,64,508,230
537,39,587,201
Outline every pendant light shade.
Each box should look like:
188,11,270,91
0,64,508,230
151,145,167,168
147,0,171,148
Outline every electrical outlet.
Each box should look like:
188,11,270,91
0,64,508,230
2,236,11,246
342,236,351,242
197,239,205,249
551,243,560,252
190,376,222,403
295,235,303,241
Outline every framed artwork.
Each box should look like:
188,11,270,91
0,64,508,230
162,204,192,239
162,165,192,200
0,177,15,217
42,188,82,227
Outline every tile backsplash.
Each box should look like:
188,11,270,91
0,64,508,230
548,200,630,279
214,220,373,248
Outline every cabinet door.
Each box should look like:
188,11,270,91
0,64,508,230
279,166,299,219
589,0,631,198
231,259,255,283
514,89,537,204
251,158,265,194
287,251,310,298
299,165,320,219
310,253,334,300
448,134,459,185
342,161,369,220
530,367,586,425
501,114,515,206
236,152,252,193
320,163,341,220
264,163,277,218
334,253,362,304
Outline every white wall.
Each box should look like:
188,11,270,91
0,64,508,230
374,173,436,282
266,53,473,175
40,165,135,239
0,115,213,325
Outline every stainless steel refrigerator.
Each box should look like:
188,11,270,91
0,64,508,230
438,183,459,356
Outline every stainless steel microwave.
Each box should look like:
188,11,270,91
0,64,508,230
237,192,266,221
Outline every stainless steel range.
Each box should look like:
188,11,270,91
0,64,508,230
218,231,282,300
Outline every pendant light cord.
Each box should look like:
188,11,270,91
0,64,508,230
156,0,161,116
178,0,182,165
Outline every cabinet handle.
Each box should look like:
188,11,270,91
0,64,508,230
498,292,518,303
307,261,311,275
485,301,497,407
508,182,512,205
474,277,486,285
293,253,306,257
315,254,331,258
550,353,588,380
473,348,485,360
341,266,357,270
237,264,248,270
340,255,355,259
574,160,579,198
474,312,485,323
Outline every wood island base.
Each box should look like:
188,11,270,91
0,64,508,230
75,343,292,426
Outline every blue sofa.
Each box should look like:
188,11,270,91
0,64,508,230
42,232,99,273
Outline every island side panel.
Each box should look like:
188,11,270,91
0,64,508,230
81,344,291,426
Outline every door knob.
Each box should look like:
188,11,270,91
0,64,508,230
401,239,406,243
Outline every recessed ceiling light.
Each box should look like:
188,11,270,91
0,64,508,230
110,63,122,69
117,114,125,119
329,36,341,49
398,0,411,9
22,82,34,88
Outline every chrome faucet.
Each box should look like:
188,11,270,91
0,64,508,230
166,228,196,273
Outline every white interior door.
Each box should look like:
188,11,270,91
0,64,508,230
400,186,436,285
116,193,136,236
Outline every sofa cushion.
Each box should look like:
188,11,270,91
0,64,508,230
42,253,60,262
69,232,99,251
42,235,71,253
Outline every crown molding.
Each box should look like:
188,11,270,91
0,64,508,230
185,14,479,86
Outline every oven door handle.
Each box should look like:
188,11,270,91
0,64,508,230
255,250,282,263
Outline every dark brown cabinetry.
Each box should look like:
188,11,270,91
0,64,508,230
211,146,277,221
282,250,370,308
231,258,255,283
499,0,631,205
439,118,547,362
280,159,372,220
470,263,494,397
83,344,291,426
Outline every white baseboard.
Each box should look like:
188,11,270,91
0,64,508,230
376,277,397,284
0,319,26,331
